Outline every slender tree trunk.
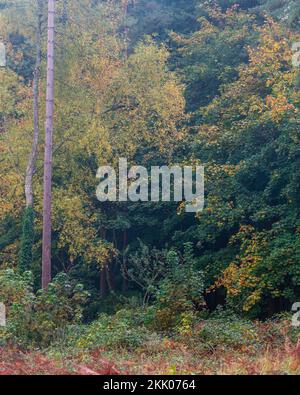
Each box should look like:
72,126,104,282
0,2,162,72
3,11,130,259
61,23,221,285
100,229,109,298
100,267,108,299
106,264,115,292
42,0,56,290
122,229,129,292
25,0,43,207
19,0,43,273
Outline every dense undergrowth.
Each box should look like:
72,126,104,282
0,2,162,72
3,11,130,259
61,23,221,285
1,310,300,375
0,267,299,375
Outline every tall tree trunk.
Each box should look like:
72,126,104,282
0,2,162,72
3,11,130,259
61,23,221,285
100,267,108,299
19,0,43,273
106,263,115,292
42,0,56,290
100,229,109,298
122,229,129,292
25,0,43,208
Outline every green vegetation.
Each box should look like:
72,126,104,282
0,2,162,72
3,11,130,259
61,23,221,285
0,0,299,375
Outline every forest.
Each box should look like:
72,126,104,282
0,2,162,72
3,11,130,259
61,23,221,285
0,0,300,375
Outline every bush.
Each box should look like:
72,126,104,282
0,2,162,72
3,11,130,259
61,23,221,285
0,269,34,346
153,244,205,331
196,309,259,350
124,241,169,306
0,270,89,348
29,273,90,347
74,308,159,351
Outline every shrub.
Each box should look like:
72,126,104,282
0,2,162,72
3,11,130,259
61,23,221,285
74,308,158,351
196,309,259,350
29,273,90,347
0,269,34,346
153,243,205,331
124,241,169,306
0,270,89,348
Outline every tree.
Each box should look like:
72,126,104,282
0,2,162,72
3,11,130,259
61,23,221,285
19,0,44,273
25,0,43,209
42,0,55,289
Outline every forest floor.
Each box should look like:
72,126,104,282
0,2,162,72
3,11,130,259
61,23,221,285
1,340,300,375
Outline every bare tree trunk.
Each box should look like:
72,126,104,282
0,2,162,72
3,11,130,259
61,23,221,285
25,0,43,208
106,264,115,292
42,0,56,290
99,229,109,298
100,267,108,299
19,0,44,273
122,229,129,292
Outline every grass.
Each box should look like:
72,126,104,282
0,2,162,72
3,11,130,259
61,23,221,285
0,341,300,375
1,319,299,375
